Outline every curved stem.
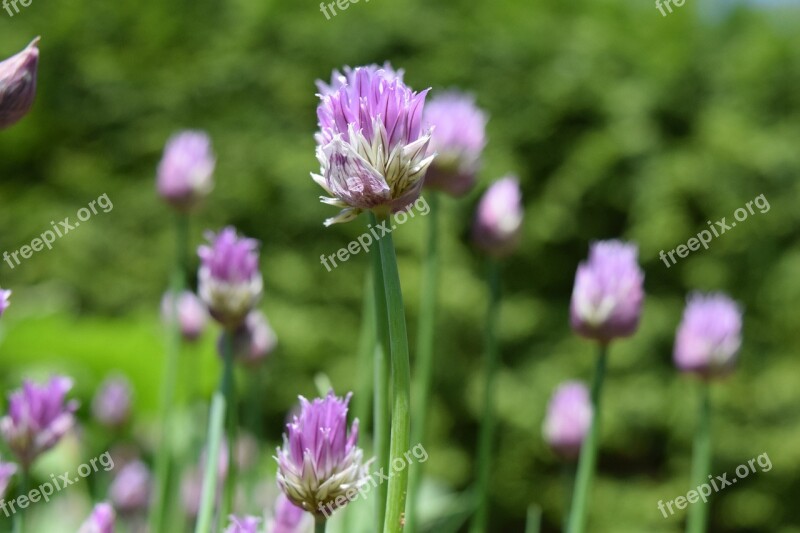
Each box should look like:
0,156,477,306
686,382,711,533
407,192,439,533
469,259,501,533
369,212,391,529
566,342,609,533
375,213,412,533
149,212,189,533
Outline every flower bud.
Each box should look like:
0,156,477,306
0,457,16,500
570,240,645,342
92,376,132,428
109,460,151,513
422,91,487,196
275,391,369,518
198,227,263,329
472,176,523,256
0,37,39,130
0,288,10,318
313,64,435,225
0,376,78,468
225,515,261,533
674,292,742,378
542,381,592,459
270,494,308,533
161,290,209,341
78,502,115,533
156,130,215,211
220,310,277,366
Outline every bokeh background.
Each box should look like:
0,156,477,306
1,0,800,531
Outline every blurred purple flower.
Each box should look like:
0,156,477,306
198,227,263,329
0,288,10,318
225,515,262,533
275,391,369,517
0,456,16,499
422,91,487,196
0,37,39,130
570,240,645,343
78,502,116,533
472,176,523,256
161,290,209,341
312,64,435,225
0,376,78,468
674,292,742,378
542,381,592,459
156,130,215,211
109,460,151,513
270,494,307,533
92,376,132,428
220,310,277,366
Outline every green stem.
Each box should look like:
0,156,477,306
220,331,237,530
525,505,542,533
407,192,439,533
566,342,609,533
194,391,226,533
369,212,391,529
469,259,501,533
315,518,327,533
149,212,189,533
345,272,376,533
686,382,711,533
375,213,412,533
12,469,28,533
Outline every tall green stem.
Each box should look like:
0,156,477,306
686,382,711,533
469,259,501,533
315,518,327,533
525,505,542,533
375,213,412,533
220,331,237,528
150,212,189,533
567,342,609,533
194,392,226,533
369,212,391,529
12,469,28,533
407,192,439,533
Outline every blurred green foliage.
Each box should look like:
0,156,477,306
1,0,800,531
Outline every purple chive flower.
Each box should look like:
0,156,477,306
275,391,369,517
472,176,523,256
0,288,10,318
0,376,78,468
221,310,277,366
312,64,435,225
0,37,39,130
674,293,742,378
542,382,592,459
161,290,209,341
78,502,116,533
225,515,262,533
570,240,645,343
156,130,215,211
91,376,132,428
422,91,487,196
109,460,151,513
270,493,308,533
198,227,263,329
0,457,16,499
